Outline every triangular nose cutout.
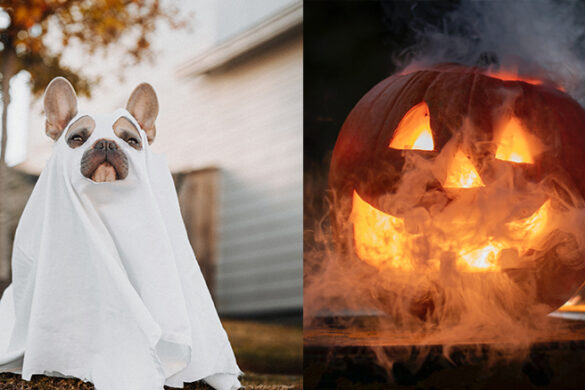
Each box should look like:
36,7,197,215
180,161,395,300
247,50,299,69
443,149,485,189
389,102,434,151
495,117,534,164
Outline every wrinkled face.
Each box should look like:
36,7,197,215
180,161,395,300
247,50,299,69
64,114,144,182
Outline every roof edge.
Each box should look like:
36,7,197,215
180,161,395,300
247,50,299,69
176,2,302,77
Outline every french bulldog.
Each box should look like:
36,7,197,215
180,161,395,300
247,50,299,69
43,77,158,182
0,77,242,390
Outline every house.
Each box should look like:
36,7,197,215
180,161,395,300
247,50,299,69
165,1,303,317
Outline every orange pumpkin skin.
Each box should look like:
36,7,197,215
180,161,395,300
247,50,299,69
329,64,585,310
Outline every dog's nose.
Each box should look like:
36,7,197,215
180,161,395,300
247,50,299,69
95,139,118,151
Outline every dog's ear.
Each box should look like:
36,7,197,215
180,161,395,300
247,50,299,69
43,77,78,141
126,83,158,144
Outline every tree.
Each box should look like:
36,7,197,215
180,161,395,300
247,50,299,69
0,0,185,279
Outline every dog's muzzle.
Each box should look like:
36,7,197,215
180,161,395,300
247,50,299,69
80,138,129,182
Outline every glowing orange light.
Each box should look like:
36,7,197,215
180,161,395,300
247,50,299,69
495,117,534,164
444,150,485,189
485,70,545,87
485,70,565,92
458,242,504,271
351,190,413,270
351,190,501,272
558,296,585,313
389,102,434,151
350,191,552,274
507,200,552,251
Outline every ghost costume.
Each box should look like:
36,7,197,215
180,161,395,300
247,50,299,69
0,109,242,390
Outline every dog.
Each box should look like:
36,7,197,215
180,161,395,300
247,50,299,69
0,78,241,390
44,77,157,182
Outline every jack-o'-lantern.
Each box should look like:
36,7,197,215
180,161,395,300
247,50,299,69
329,64,585,313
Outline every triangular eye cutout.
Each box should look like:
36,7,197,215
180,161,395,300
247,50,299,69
444,150,485,189
389,102,434,151
495,117,534,164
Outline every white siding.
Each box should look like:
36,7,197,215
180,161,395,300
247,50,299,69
156,37,303,315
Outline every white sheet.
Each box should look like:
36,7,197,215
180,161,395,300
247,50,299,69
0,109,242,390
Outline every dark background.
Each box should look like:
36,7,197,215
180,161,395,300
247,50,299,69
303,1,391,173
303,0,458,219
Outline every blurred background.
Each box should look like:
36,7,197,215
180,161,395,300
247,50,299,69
0,0,302,388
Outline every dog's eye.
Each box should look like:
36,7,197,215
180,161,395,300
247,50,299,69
67,134,86,148
118,131,142,150
126,137,141,149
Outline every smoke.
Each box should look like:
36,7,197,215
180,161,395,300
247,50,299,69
306,116,585,327
391,0,585,104
305,115,585,380
305,0,585,383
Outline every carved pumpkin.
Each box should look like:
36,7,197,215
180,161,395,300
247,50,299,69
329,64,585,311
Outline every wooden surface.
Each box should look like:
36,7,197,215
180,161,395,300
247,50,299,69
304,315,585,389
304,314,585,348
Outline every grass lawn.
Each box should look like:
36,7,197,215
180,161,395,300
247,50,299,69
223,319,302,375
0,319,303,389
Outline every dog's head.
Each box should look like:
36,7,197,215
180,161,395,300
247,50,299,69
43,77,158,183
